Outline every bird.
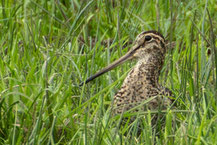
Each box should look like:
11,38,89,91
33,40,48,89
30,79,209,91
80,30,173,125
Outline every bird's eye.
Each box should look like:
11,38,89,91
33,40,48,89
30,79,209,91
145,35,152,41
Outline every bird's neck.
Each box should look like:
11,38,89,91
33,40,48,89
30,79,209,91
123,53,164,88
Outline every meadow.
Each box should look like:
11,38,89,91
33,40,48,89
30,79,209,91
0,0,216,144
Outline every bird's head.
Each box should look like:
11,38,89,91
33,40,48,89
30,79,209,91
80,30,167,86
131,31,166,59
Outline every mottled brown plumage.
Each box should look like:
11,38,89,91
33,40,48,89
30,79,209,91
81,30,172,119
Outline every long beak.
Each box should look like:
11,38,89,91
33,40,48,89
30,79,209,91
80,43,141,86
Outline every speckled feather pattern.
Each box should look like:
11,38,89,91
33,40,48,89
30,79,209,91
113,31,172,115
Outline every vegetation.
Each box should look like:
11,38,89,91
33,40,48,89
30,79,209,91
0,0,216,144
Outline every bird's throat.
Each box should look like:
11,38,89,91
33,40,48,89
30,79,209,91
123,54,164,88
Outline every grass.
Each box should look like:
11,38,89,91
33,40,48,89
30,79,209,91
0,0,216,144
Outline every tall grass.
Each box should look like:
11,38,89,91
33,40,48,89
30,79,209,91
0,0,216,144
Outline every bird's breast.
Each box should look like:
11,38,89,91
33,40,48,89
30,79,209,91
113,61,171,114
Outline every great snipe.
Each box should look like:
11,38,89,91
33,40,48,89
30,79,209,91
80,30,173,121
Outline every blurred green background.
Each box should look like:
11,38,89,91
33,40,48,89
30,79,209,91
0,0,216,144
